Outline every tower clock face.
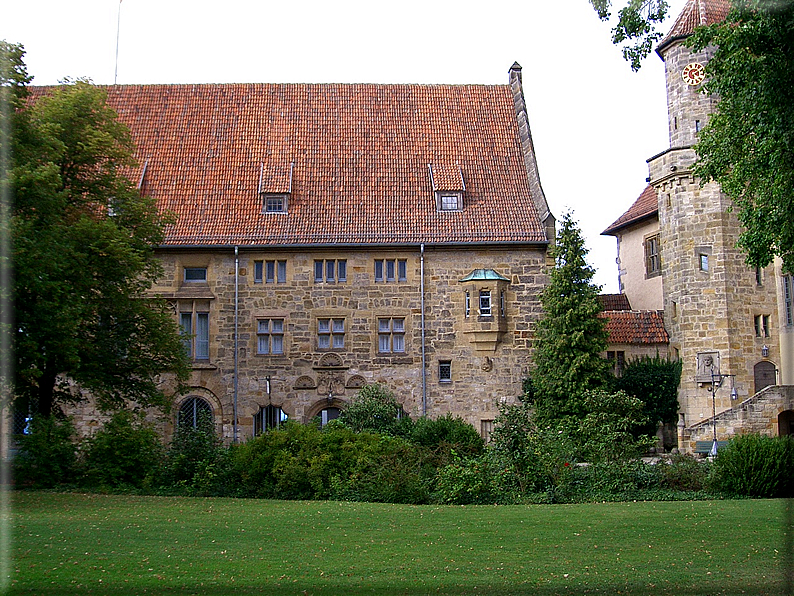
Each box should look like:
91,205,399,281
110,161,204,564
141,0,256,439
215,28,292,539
682,62,706,86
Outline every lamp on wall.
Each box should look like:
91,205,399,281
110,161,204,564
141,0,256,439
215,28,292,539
762,344,769,358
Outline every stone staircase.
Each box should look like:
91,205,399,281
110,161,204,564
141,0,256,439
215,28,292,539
681,385,794,453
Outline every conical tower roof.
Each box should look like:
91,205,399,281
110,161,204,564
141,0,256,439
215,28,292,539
657,0,731,55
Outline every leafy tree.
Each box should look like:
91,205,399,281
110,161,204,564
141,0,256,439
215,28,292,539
5,45,189,417
532,212,610,422
615,355,682,435
689,1,794,273
589,0,670,70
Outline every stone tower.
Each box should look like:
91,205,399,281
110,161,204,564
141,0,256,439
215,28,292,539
647,0,782,442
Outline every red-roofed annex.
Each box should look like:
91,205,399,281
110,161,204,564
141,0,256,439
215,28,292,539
60,64,556,442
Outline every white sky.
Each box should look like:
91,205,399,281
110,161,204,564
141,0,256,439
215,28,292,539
1,0,690,293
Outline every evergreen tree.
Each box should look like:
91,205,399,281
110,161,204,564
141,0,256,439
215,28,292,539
532,212,610,422
5,44,189,417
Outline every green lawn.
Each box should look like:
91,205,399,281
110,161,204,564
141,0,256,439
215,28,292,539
8,492,792,595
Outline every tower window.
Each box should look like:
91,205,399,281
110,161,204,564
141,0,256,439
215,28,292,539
699,254,709,272
755,314,771,338
439,360,452,383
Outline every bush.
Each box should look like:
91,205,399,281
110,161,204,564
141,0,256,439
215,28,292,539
409,414,484,458
615,355,682,436
660,454,709,492
433,451,522,505
339,383,406,435
14,416,78,488
709,434,794,497
81,411,163,489
159,415,226,495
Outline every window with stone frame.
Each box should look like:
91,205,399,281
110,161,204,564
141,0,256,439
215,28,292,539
314,259,347,283
257,318,285,354
378,317,405,353
318,317,345,350
179,308,210,360
374,259,407,283
178,397,213,429
183,267,207,282
784,275,793,327
439,360,452,383
755,314,771,338
644,233,661,278
255,260,287,284
607,350,626,377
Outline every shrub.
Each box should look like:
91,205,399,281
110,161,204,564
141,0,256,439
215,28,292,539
81,411,163,489
14,416,78,488
339,383,406,435
409,414,484,458
659,454,709,492
433,451,523,505
709,434,794,497
159,414,226,495
615,355,682,436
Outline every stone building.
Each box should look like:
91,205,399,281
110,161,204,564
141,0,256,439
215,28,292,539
605,0,794,451
54,63,555,444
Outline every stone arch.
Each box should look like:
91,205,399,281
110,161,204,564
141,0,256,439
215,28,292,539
346,374,367,389
305,397,347,424
294,375,316,389
779,410,794,437
319,353,344,368
173,388,223,438
754,361,777,394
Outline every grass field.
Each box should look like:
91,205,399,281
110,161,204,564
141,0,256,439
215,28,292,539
8,492,793,595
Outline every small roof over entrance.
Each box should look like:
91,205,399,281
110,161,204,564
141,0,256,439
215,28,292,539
459,269,510,282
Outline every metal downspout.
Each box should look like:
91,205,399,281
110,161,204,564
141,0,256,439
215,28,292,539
233,246,239,444
421,243,427,416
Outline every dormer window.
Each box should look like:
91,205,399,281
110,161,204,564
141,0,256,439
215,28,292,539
259,161,293,214
428,163,465,212
263,194,288,213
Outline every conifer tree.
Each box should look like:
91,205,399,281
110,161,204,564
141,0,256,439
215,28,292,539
531,212,610,422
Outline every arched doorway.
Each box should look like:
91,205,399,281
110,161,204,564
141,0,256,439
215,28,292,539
779,410,794,436
754,361,777,394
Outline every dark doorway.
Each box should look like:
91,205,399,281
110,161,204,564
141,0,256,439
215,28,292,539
779,410,794,436
754,361,777,394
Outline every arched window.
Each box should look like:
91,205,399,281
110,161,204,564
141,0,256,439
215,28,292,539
253,405,288,436
178,397,213,429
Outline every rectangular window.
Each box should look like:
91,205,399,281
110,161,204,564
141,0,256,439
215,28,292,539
378,317,405,353
184,267,207,282
264,194,286,213
439,361,452,383
755,314,771,338
699,253,709,272
254,261,263,283
465,291,471,318
374,259,407,283
785,275,793,327
607,350,625,376
180,311,209,360
440,195,460,211
645,234,661,277
257,318,284,354
315,260,346,283
479,290,492,316
755,265,763,286
481,420,494,443
318,318,345,350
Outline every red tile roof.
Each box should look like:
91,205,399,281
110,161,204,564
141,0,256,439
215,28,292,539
598,294,632,311
38,83,548,247
599,310,669,345
602,185,658,235
658,0,731,53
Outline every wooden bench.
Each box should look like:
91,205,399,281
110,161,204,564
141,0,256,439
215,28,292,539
694,440,728,454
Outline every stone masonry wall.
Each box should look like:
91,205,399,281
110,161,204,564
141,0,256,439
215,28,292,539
134,244,548,444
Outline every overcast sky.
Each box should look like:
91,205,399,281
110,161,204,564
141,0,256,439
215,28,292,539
2,0,690,293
